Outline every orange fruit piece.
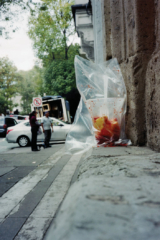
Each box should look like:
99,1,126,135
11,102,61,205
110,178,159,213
93,116,120,140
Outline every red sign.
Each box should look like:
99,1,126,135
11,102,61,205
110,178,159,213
33,97,42,107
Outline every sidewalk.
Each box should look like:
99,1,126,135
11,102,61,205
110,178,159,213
0,144,84,240
45,146,160,240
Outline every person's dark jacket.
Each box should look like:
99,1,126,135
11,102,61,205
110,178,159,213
30,116,38,128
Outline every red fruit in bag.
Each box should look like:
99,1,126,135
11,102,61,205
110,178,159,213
93,116,120,142
101,127,112,138
111,118,120,140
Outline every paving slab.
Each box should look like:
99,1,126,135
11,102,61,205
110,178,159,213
0,218,27,240
0,166,36,183
0,167,15,177
0,146,65,222
9,154,71,218
92,146,155,156
0,144,86,240
15,153,83,240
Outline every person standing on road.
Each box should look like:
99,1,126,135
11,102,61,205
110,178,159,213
41,111,53,148
29,111,40,151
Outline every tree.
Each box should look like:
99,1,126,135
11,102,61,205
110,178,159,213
0,0,37,38
43,44,79,96
0,0,25,7
18,67,43,114
28,0,80,119
32,66,45,97
0,95,6,114
28,0,80,94
0,57,21,111
28,0,75,66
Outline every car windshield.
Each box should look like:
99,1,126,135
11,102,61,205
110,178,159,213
37,117,66,126
24,117,69,127
52,120,63,126
0,117,4,125
24,121,30,127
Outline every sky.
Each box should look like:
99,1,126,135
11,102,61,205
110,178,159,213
0,25,37,71
0,4,37,71
0,4,80,71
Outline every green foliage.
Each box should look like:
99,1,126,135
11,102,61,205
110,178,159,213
28,0,75,65
18,66,43,114
28,0,80,98
0,57,21,111
44,60,73,96
0,95,6,113
27,0,80,118
0,0,23,6
33,66,45,97
0,0,36,38
43,44,79,96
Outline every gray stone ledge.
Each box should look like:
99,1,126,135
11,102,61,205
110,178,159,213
45,147,160,240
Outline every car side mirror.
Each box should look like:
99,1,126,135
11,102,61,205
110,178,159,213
59,124,64,127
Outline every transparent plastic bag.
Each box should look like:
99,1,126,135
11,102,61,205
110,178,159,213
65,98,96,154
37,128,42,135
65,56,130,154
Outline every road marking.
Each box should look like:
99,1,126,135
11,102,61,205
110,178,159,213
0,147,65,223
14,153,83,240
0,138,5,143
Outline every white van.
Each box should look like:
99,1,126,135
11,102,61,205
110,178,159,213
31,95,71,123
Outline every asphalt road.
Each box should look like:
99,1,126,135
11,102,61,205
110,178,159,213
0,137,20,153
0,137,65,154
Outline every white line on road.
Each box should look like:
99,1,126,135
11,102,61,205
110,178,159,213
0,147,65,223
14,153,83,240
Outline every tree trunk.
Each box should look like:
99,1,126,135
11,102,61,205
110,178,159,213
63,29,68,60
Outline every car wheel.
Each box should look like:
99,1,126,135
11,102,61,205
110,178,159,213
18,136,30,147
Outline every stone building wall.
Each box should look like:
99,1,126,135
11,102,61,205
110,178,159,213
145,1,160,151
103,0,156,147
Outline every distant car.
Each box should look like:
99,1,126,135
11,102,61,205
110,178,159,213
17,115,29,120
0,117,18,137
6,117,72,147
7,115,29,120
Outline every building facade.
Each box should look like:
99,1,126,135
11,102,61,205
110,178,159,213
72,0,160,151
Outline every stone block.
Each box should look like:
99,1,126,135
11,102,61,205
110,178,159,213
146,51,160,151
145,1,160,151
104,0,155,145
120,52,151,145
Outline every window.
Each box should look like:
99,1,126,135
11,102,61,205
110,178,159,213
24,122,30,127
0,117,4,125
18,116,25,120
42,104,50,111
52,120,63,126
6,118,16,125
14,119,17,125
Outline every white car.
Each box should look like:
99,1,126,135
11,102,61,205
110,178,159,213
6,117,72,147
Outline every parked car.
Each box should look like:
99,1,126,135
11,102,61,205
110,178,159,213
6,117,72,147
0,117,18,137
7,115,29,120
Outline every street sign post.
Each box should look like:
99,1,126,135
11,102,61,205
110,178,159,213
33,97,42,107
